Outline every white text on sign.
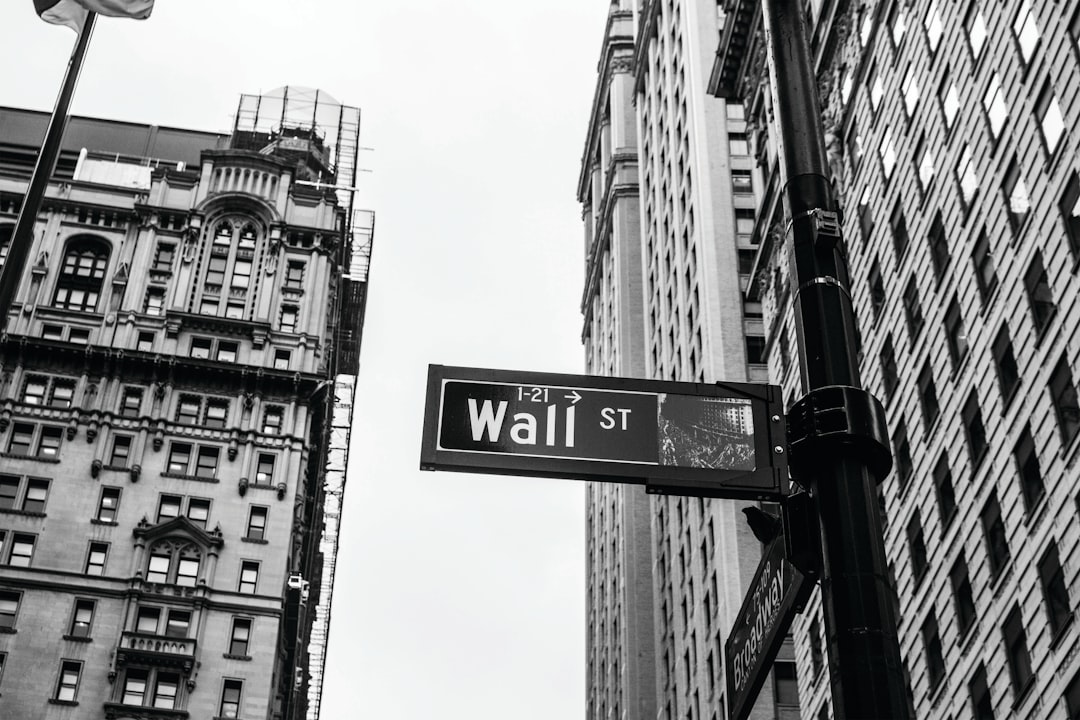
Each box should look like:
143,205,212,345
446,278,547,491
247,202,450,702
468,399,577,447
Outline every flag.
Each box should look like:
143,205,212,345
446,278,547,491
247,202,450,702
35,0,154,32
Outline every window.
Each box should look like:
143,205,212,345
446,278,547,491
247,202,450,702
1001,156,1030,234
53,239,108,312
962,391,987,467
956,145,978,210
273,349,291,370
119,386,143,417
54,660,82,702
152,242,175,272
922,613,945,691
927,213,949,284
176,395,201,425
136,606,161,634
279,305,298,333
7,423,32,456
893,420,913,490
918,362,940,429
195,446,220,478
1039,542,1072,638
944,296,967,370
868,259,885,322
924,0,942,52
157,494,181,523
230,259,252,289
21,375,75,408
41,323,63,340
773,661,798,705
187,498,210,529
226,302,245,319
255,453,276,483
262,406,284,434
144,287,165,315
868,64,884,112
902,276,924,341
97,487,121,522
966,5,987,58
153,672,180,709
190,337,212,359
85,541,108,575
982,491,1010,580
229,617,252,656
847,122,864,169
38,426,62,457
1014,425,1044,513
901,63,919,117
136,331,154,351
21,376,47,405
246,506,268,540
1050,356,1080,446
205,255,227,285
939,71,960,130
7,423,62,458
220,679,243,718
1061,171,1080,259
199,298,219,317
915,136,935,194
1013,0,1040,64
857,186,873,238
146,549,200,587
216,341,238,363
992,326,1020,402
879,129,897,180
166,444,192,475
1035,80,1065,155
890,200,909,259
68,599,95,638
1066,668,1080,719
0,474,49,513
68,328,89,345
972,229,998,304
726,102,745,120
165,609,190,638
983,73,1007,141
1003,604,1033,697
969,663,993,719
204,399,229,428
1024,251,1056,338
0,590,21,629
906,510,928,582
745,336,765,364
731,170,753,194
810,618,824,676
123,668,149,705
7,533,35,566
109,435,132,467
238,560,259,594
729,133,748,155
933,454,957,528
951,553,977,638
881,334,898,397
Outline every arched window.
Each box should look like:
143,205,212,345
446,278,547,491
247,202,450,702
53,238,109,312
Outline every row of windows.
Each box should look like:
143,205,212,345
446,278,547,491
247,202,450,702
95,485,270,540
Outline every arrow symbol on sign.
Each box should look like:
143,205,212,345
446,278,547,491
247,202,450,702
565,391,582,405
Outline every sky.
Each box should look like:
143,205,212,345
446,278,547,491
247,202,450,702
0,2,611,717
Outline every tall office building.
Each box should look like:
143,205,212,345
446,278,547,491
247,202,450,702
0,86,372,720
714,0,1080,716
580,2,799,720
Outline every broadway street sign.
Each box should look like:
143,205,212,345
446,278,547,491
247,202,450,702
420,365,788,500
725,534,811,720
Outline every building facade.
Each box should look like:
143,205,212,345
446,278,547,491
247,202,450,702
714,0,1080,717
0,86,371,720
581,3,798,720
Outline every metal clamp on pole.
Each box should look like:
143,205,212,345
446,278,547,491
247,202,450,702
786,385,892,484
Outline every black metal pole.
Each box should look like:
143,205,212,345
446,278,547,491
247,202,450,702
758,1,909,718
0,12,97,330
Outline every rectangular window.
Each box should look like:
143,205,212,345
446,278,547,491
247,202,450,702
927,212,950,283
166,443,191,474
728,133,748,156
238,561,259,594
915,135,935,193
969,663,992,718
1050,356,1080,446
965,5,987,58
176,395,201,425
962,391,987,467
225,302,245,319
972,229,998,304
284,261,305,289
41,324,63,340
1025,251,1056,339
147,554,170,583
890,200,909,259
18,477,48,514
810,619,824,677
49,379,75,408
273,349,291,370
847,121,863,170
922,613,945,691
1039,543,1072,639
1035,80,1065,155
9,533,35,566
98,487,121,522
205,255,227,285
0,590,21,629
924,0,943,51
731,170,753,194
37,426,62,457
956,145,978,210
220,679,243,718
893,420,913,491
262,406,284,434
136,331,154,352
1001,156,1030,234
157,494,181,523
204,399,229,428
190,337,212,358
857,186,873,239
186,498,210,529
1013,0,1040,64
109,435,132,467
773,661,798,705
944,295,967,370
868,259,885,322
1003,603,1033,696
933,454,957,528
879,128,897,180
195,446,220,479
68,328,89,345
902,276,924,341
229,617,252,656
1015,425,1044,513
950,553,977,638
982,491,1010,580
231,259,252,290
939,70,959,130
69,598,95,638
21,376,47,405
153,672,180,710
144,288,165,316
216,341,238,363
983,73,1008,140
246,506,268,540
0,475,15,509
85,541,108,576
7,423,32,456
901,63,919,117
135,606,161,634
176,558,199,587
868,63,884,111
918,362,940,429
119,387,143,417
255,453,275,484
745,336,766,365
166,609,191,638
279,306,298,333
1062,171,1080,260
993,325,1020,403
55,660,81,702
152,242,175,272
906,510,928,582
123,668,148,705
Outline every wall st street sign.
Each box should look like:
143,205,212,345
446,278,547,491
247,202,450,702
725,535,811,720
420,365,788,500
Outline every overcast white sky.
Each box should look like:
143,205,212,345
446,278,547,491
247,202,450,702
0,2,611,717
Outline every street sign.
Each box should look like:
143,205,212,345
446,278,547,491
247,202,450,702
420,365,788,500
725,535,811,720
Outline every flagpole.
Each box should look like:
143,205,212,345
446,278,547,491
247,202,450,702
0,11,97,331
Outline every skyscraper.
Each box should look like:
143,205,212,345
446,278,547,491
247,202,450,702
580,2,798,719
714,0,1080,716
0,86,371,719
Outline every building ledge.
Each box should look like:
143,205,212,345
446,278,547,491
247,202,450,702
104,703,189,720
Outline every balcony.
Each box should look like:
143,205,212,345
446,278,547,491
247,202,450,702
116,631,197,673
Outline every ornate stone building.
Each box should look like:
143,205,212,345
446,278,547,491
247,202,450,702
0,86,371,720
